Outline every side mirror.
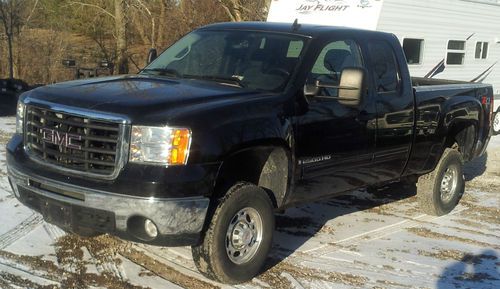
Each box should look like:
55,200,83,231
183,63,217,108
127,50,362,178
147,48,158,64
338,67,365,107
308,67,366,108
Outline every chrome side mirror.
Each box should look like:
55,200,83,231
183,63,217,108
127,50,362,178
306,67,366,108
337,67,365,107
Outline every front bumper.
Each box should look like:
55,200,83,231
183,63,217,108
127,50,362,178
8,165,210,246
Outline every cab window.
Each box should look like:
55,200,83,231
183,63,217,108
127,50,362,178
368,40,401,93
308,40,364,97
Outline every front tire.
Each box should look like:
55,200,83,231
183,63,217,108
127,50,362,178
192,183,275,284
417,148,465,216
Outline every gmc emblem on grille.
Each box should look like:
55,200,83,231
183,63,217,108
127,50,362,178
41,128,82,150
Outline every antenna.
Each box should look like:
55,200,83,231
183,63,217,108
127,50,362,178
292,18,301,31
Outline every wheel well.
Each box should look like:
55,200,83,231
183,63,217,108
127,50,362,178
445,123,476,161
214,146,290,208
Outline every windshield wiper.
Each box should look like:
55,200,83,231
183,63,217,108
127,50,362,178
183,74,245,88
141,68,180,78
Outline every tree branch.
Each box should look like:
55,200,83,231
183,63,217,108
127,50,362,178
217,0,236,22
20,0,39,32
131,0,155,47
68,1,115,19
25,0,38,24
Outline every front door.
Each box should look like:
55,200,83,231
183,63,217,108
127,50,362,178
292,38,377,203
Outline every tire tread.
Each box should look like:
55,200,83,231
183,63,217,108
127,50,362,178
417,148,464,216
192,182,273,283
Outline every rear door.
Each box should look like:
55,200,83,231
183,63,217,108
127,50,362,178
367,39,415,181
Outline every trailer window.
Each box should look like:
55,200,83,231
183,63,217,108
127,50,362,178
446,40,466,65
475,42,489,59
403,38,424,65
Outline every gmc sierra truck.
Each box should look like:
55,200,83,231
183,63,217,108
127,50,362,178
7,22,493,283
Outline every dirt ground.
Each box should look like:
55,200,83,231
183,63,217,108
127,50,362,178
0,116,498,289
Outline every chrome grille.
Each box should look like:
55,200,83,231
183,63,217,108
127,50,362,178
24,106,124,178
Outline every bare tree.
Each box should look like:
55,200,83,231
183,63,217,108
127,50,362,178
0,0,274,83
114,0,128,73
156,0,168,46
217,0,271,22
67,0,129,74
0,0,35,79
130,0,155,48
217,0,243,22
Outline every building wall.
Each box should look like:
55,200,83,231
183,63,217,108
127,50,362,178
377,0,500,95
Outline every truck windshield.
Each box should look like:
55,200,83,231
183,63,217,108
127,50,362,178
141,30,306,92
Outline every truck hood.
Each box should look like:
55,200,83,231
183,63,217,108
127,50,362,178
24,75,268,123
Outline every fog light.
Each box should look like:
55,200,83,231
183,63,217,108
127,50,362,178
144,219,158,238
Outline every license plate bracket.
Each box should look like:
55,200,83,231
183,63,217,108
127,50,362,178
40,199,72,228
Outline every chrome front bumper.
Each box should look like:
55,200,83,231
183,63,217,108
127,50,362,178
8,166,209,236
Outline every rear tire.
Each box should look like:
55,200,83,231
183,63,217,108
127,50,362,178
493,111,500,135
191,182,275,284
417,148,465,216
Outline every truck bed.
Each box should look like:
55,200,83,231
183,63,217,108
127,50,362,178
413,78,491,95
406,79,493,176
412,76,477,86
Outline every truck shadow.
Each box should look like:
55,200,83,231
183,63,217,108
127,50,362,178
463,152,488,181
436,249,499,289
263,181,417,271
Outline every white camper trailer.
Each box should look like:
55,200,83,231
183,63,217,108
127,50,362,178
267,0,500,96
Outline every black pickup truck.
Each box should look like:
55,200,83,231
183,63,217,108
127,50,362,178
7,22,493,283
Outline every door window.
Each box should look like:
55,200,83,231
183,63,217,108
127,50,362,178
368,40,401,93
308,39,363,96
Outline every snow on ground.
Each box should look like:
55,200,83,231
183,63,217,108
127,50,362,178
0,115,498,289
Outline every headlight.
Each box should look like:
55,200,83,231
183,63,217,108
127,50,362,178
16,101,25,134
130,126,192,165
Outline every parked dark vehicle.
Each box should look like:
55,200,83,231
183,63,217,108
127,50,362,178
0,78,30,116
0,78,29,93
6,22,493,283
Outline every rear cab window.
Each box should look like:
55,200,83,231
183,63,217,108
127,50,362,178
367,40,402,94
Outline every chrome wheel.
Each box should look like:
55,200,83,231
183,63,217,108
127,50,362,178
493,112,500,133
440,165,458,203
225,207,263,265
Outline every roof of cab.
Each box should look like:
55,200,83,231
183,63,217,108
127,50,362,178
198,21,394,39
